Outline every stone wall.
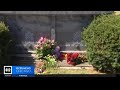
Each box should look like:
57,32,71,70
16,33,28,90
0,12,112,65
0,14,94,52
55,15,93,50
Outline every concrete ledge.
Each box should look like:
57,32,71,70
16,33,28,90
60,51,86,53
59,66,93,70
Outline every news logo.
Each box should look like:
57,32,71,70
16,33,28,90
4,66,12,75
4,66,34,77
13,66,34,77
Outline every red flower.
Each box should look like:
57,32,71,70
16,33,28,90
66,53,79,65
71,53,79,60
67,60,75,65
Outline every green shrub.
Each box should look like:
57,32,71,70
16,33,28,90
0,21,11,71
83,14,120,73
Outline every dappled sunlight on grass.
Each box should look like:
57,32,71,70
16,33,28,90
35,67,106,74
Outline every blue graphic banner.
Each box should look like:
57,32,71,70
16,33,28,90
12,66,34,77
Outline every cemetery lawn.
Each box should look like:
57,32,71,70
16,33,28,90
35,68,106,74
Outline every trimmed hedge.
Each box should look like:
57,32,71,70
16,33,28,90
83,14,120,73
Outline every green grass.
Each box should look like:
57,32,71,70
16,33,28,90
35,68,105,74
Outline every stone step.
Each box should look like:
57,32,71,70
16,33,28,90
11,56,35,59
13,61,35,64
13,59,35,61
9,53,36,58
13,63,35,66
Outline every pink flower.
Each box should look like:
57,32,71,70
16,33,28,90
51,40,54,43
36,62,43,68
43,37,47,43
37,37,44,43
34,45,39,49
37,40,41,44
40,37,44,41
42,41,45,44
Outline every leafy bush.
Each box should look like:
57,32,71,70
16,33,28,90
44,55,57,68
83,14,120,73
0,21,11,71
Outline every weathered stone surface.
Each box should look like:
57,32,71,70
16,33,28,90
0,11,113,15
55,15,93,50
5,15,51,51
2,14,94,51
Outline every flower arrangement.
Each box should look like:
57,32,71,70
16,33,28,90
35,55,57,74
34,37,60,73
66,53,79,65
79,53,87,62
65,53,87,65
34,36,87,71
35,61,46,73
34,37,56,59
53,46,61,59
